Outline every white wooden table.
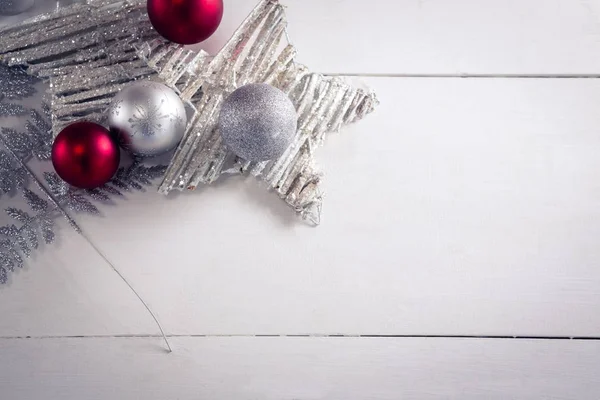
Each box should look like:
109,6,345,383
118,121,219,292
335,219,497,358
1,0,600,398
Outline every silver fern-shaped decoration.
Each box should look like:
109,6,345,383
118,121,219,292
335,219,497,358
0,139,167,283
1,108,53,161
0,73,42,200
43,163,168,215
0,64,37,118
0,65,166,283
0,63,37,101
0,149,26,196
0,188,55,284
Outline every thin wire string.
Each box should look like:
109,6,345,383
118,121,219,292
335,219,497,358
0,134,172,352
40,175,173,353
77,230,172,353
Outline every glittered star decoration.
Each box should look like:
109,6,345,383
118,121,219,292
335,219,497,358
0,0,378,224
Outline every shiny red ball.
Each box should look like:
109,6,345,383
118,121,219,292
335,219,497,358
51,122,120,189
147,0,223,45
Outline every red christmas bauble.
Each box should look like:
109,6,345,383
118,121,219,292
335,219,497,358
51,122,120,189
147,0,223,45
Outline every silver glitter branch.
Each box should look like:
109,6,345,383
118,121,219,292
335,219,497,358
0,188,55,283
0,38,173,347
0,128,68,283
0,65,37,117
43,163,168,216
0,0,175,134
0,125,173,350
0,99,166,283
0,64,36,101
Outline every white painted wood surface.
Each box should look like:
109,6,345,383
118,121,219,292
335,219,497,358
1,0,600,398
197,0,600,75
8,76,594,338
1,337,600,400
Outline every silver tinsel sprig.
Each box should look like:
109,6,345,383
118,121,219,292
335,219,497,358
0,64,37,118
0,0,175,133
0,158,168,283
110,163,168,191
43,163,168,215
0,64,37,101
0,83,166,284
0,104,74,283
0,189,55,283
0,103,27,117
0,106,53,161
0,149,26,196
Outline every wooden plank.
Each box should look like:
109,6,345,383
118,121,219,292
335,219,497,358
242,0,600,75
33,77,596,338
3,0,600,75
0,336,599,399
180,0,600,75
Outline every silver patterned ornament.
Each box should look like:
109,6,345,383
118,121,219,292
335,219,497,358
108,81,187,157
0,0,34,15
219,83,297,162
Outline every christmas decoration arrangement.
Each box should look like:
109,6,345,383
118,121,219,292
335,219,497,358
0,0,378,284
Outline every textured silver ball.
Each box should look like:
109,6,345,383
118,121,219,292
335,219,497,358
0,0,34,15
219,83,297,161
108,81,187,157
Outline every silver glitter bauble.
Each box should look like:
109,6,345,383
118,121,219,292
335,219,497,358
108,81,187,157
0,0,34,15
219,83,297,162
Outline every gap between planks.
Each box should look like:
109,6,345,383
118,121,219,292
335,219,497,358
331,73,600,79
1,334,600,341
